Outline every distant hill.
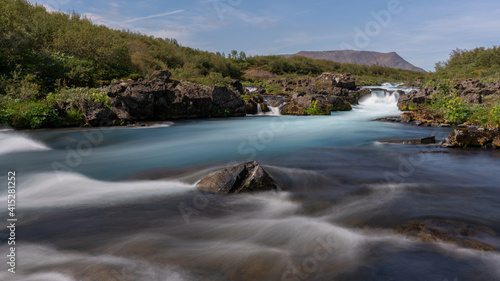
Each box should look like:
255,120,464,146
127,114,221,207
283,50,426,72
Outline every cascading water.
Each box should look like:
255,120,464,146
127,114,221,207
257,103,263,115
252,101,282,116
1,84,499,281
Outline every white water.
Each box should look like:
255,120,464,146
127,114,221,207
2,84,499,280
257,103,263,114
0,132,51,154
0,172,194,209
355,90,401,117
253,102,282,116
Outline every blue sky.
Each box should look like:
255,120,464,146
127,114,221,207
32,0,500,71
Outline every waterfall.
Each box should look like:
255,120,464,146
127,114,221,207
267,102,284,116
257,103,263,115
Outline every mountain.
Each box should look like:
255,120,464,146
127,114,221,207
283,50,426,72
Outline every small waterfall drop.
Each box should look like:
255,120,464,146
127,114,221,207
257,103,263,115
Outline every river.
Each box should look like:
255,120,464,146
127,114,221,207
1,84,499,280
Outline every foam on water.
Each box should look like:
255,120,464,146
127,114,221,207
1,172,194,209
0,244,189,281
0,132,51,154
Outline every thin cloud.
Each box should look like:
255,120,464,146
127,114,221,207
122,10,185,24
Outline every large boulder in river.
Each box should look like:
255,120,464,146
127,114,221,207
196,161,279,194
441,128,500,148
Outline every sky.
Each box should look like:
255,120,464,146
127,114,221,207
31,0,500,71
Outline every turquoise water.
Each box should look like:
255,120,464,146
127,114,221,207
0,89,499,280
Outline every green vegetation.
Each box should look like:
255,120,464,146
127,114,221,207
434,47,500,79
1,0,498,129
304,100,328,115
0,100,62,129
425,92,500,128
412,46,500,128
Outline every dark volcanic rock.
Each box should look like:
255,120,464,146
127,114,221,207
230,79,244,94
79,100,116,126
196,161,279,194
315,73,357,90
378,136,436,145
282,88,352,115
211,86,246,117
441,128,500,148
397,88,433,111
151,70,172,81
396,218,498,251
106,73,246,122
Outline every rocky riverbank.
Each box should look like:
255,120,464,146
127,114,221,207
244,73,370,115
71,70,247,126
377,78,500,149
71,71,369,126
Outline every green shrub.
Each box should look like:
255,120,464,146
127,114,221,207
47,87,110,108
64,108,84,126
4,71,41,101
472,103,500,128
0,100,62,128
304,100,327,115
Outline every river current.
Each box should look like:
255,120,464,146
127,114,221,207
1,84,499,280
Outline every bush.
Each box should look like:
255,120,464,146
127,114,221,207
47,87,110,108
64,108,84,126
428,93,473,123
304,100,327,115
0,100,62,128
472,104,500,128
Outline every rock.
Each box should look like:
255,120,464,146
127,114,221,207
230,79,244,94
378,136,436,145
397,88,433,111
395,218,498,251
400,112,413,123
441,128,500,148
79,100,116,126
375,117,402,123
315,73,356,90
211,86,246,117
112,108,132,120
282,89,351,115
151,70,172,81
196,161,279,194
105,72,246,123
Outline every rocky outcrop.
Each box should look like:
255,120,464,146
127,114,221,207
79,100,116,126
274,73,363,115
441,128,500,148
378,136,436,145
314,73,357,90
397,88,433,111
396,218,498,251
398,79,500,112
105,70,246,123
281,89,352,115
196,161,279,194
